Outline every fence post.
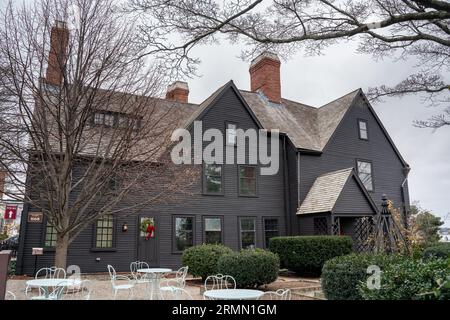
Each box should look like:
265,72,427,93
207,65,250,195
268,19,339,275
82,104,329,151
0,250,12,300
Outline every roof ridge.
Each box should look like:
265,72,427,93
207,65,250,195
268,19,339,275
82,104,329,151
239,89,317,109
319,88,361,109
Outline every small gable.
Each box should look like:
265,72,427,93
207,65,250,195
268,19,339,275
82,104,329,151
333,175,376,215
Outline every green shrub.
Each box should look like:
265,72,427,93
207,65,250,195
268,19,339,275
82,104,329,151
322,253,402,300
182,244,233,280
217,249,279,288
269,236,353,276
360,257,450,300
423,243,450,260
8,260,16,276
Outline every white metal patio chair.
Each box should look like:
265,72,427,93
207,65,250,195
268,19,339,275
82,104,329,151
258,289,291,300
25,266,66,296
30,281,66,300
203,274,237,300
5,291,16,300
160,287,194,300
159,266,189,299
107,265,135,300
130,261,155,298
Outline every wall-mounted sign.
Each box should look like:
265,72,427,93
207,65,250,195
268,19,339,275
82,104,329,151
32,248,43,255
4,205,17,220
28,212,43,223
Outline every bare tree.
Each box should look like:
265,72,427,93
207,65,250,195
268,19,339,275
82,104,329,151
130,0,450,128
0,0,197,268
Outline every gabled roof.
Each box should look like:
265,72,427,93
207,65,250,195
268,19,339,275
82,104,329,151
182,81,263,130
297,168,379,215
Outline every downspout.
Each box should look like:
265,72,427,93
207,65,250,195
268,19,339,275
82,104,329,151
282,135,292,235
400,165,411,229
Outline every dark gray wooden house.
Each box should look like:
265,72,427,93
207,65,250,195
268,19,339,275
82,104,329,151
16,27,410,275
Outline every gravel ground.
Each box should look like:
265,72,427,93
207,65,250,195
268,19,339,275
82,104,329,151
5,275,321,300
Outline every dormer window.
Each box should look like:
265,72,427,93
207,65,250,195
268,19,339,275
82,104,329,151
358,119,368,140
92,111,142,130
226,123,237,146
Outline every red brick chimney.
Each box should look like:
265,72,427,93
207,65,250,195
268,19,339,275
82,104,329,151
166,81,189,103
46,21,69,86
249,52,281,104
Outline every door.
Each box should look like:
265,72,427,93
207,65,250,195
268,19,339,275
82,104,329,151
137,216,158,266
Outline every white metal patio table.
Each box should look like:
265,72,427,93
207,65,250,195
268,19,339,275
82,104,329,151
25,278,78,299
137,268,172,300
204,289,264,300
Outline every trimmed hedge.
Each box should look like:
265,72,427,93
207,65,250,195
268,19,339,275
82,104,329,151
321,253,402,300
217,249,279,288
269,236,353,276
423,243,450,260
360,257,450,300
182,244,233,280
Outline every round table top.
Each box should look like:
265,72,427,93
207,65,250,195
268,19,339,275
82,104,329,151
204,289,264,300
137,268,172,274
26,278,78,287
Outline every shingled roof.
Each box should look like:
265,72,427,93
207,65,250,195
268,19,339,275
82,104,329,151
297,168,354,214
297,168,379,215
183,81,360,152
240,89,359,151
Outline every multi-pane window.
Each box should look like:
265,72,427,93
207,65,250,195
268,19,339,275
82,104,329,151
240,218,256,249
95,215,114,248
264,218,279,248
93,111,141,130
204,217,222,244
226,123,237,146
44,221,57,247
204,164,223,194
93,112,105,125
358,120,368,140
239,166,257,196
357,160,374,191
174,216,194,251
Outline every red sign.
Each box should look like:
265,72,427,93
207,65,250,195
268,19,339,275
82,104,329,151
4,205,17,220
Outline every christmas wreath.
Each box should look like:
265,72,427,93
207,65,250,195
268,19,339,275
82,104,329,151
140,218,155,240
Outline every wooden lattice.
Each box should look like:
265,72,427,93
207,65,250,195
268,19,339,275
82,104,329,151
314,217,328,235
354,217,374,253
331,216,340,236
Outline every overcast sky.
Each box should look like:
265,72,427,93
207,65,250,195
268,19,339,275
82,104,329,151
185,39,450,227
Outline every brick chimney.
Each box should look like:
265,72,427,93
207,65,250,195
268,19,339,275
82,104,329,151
165,81,189,103
249,52,281,104
46,21,69,86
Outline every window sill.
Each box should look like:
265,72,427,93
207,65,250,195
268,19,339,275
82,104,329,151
90,248,117,253
238,194,259,198
202,192,225,196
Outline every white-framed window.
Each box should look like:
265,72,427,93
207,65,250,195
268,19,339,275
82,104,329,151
204,217,222,244
357,160,374,191
240,217,256,249
358,119,368,140
226,123,237,146
93,112,105,125
104,113,115,127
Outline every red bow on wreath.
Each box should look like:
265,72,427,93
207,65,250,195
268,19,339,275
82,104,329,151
145,224,155,240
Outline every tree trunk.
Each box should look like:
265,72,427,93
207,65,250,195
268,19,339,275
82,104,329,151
54,232,70,269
